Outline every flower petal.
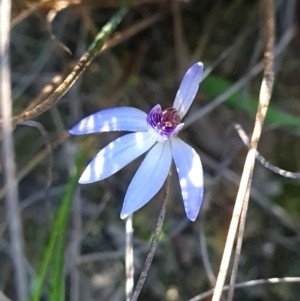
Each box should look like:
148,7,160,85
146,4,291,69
171,137,204,221
121,141,172,218
173,62,204,119
79,132,155,184
70,107,148,135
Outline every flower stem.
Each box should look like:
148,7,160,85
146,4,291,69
130,171,172,301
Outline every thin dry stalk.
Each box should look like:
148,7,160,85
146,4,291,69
227,2,275,300
99,13,164,51
22,73,65,113
211,1,275,301
185,25,294,128
235,123,300,179
171,0,185,78
125,215,134,301
9,7,128,127
10,12,163,128
0,290,12,301
0,132,69,200
0,0,28,300
191,0,222,63
130,171,172,301
189,277,300,301
198,144,300,233
11,0,167,27
199,222,216,287
20,120,53,204
226,187,250,301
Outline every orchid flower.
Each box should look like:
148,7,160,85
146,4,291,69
70,62,204,221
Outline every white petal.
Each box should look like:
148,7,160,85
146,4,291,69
121,141,172,218
171,137,204,221
79,132,155,183
70,107,148,135
173,62,204,119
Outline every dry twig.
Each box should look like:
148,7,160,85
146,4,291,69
8,11,164,129
125,216,134,301
235,123,300,179
189,277,300,301
211,1,275,300
0,0,28,300
0,132,68,200
185,25,294,128
9,7,127,127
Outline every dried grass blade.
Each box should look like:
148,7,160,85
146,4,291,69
11,6,128,126
211,0,275,300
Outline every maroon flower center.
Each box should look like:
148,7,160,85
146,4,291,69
147,106,181,139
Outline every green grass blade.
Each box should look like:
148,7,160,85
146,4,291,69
49,149,88,301
31,151,86,301
201,76,300,133
49,164,82,301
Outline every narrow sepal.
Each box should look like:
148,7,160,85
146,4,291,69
70,107,148,135
79,132,155,183
121,141,172,218
171,137,204,221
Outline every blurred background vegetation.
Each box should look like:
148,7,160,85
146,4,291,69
1,0,300,300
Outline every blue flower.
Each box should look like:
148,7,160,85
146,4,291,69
70,62,204,221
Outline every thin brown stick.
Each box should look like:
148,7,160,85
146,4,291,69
20,120,53,202
0,0,28,300
0,132,68,199
227,2,275,300
172,0,185,78
199,222,216,286
125,216,134,301
8,7,128,127
211,1,275,300
191,0,222,63
22,73,65,113
226,188,250,301
22,13,163,113
10,12,163,128
188,277,300,301
101,12,164,51
235,123,300,179
11,0,167,27
130,171,172,301
185,25,294,128
0,290,12,301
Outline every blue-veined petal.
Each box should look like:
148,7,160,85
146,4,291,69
121,141,172,219
79,132,155,184
173,62,204,119
70,107,148,135
171,137,204,221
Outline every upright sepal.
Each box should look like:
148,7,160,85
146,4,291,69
173,62,204,119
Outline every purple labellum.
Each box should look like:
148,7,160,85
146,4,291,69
147,105,182,139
